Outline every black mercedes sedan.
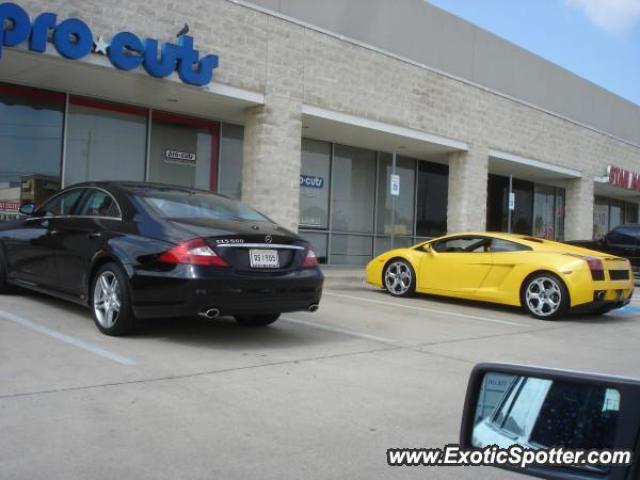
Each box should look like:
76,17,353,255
0,182,323,336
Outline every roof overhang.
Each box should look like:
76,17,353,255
489,149,582,183
0,47,264,124
302,105,468,160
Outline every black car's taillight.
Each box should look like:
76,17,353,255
158,238,230,267
302,249,319,268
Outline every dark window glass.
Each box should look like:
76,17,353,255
491,238,531,252
487,175,539,237
624,202,638,224
416,161,448,237
65,99,147,186
609,200,624,230
487,174,509,232
511,179,534,235
0,84,64,221
377,154,415,236
218,123,244,200
299,139,331,229
529,383,620,450
37,189,84,217
148,112,218,191
607,226,638,246
78,190,120,218
433,236,490,253
140,188,268,222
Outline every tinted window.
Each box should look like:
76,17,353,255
607,226,638,246
491,239,531,252
416,160,448,237
78,190,120,218
37,189,84,217
433,237,490,253
141,189,269,223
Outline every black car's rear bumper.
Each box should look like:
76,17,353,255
128,265,324,319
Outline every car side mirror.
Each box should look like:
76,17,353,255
18,203,35,217
460,363,640,480
422,243,434,254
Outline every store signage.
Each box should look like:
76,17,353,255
0,2,219,86
300,175,324,189
607,165,640,192
0,200,19,212
165,149,196,165
390,174,400,197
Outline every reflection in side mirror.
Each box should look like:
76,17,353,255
460,364,640,479
18,203,35,217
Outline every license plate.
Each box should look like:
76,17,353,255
249,249,279,268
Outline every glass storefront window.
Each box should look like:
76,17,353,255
0,84,64,221
148,112,219,191
511,179,533,235
330,144,377,265
416,160,449,237
218,123,244,200
299,231,328,264
555,189,565,241
331,144,376,233
533,184,556,239
593,197,609,239
299,139,331,229
65,98,147,187
377,154,416,237
609,200,624,230
488,174,565,240
625,202,639,224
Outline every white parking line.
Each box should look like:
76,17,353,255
281,316,401,346
0,310,136,366
323,291,524,327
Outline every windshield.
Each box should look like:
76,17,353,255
140,189,270,223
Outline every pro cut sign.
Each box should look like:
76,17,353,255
0,2,219,86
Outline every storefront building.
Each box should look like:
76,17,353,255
1,0,639,264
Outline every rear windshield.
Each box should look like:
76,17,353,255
140,189,270,223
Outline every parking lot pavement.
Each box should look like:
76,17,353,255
1,287,639,480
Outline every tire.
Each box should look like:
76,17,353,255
521,273,569,320
235,313,280,327
383,259,416,297
91,262,136,336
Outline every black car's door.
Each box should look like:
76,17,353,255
51,188,123,296
3,188,84,288
604,226,640,272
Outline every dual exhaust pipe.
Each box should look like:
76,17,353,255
198,307,220,319
198,304,319,319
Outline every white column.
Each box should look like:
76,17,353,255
242,96,302,231
564,177,594,240
447,145,489,233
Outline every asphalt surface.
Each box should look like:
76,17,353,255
1,285,639,479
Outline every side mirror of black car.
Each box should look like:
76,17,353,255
460,363,640,480
18,203,35,217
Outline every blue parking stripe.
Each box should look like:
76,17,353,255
617,306,640,314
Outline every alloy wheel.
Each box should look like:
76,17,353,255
525,276,562,317
384,261,412,295
93,271,121,328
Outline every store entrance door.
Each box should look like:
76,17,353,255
148,112,220,191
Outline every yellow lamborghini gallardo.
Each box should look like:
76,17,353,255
365,232,634,319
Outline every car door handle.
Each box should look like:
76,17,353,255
88,232,102,239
